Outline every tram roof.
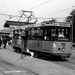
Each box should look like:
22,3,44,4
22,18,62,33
4,20,35,27
27,22,71,28
12,22,71,30
43,22,70,27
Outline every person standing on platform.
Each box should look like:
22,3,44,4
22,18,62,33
3,38,7,48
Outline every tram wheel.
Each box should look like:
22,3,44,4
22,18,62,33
50,55,54,59
34,53,38,58
14,49,17,52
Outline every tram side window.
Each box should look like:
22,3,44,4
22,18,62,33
28,29,31,39
21,30,25,37
28,27,43,40
13,30,17,39
13,30,15,37
29,28,37,40
13,30,20,39
36,27,43,40
65,28,70,40
18,29,22,35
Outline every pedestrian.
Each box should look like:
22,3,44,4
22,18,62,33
3,38,7,48
21,31,28,50
0,38,2,48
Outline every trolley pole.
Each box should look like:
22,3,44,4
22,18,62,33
18,10,37,59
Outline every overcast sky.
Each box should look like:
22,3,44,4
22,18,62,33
0,0,75,29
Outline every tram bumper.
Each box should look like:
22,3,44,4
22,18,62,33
52,53,71,58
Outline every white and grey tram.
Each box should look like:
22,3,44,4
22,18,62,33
26,22,72,58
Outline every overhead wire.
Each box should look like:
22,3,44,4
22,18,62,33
36,17,66,19
0,12,67,20
0,5,74,20
42,6,74,17
28,0,52,10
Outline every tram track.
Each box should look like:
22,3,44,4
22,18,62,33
0,69,7,75
23,52,75,70
8,46,75,72
48,57,75,70
33,55,75,70
15,51,75,71
54,60,75,70
0,58,39,75
3,47,39,75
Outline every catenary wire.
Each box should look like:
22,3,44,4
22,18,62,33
28,0,52,10
41,6,74,17
0,6,74,20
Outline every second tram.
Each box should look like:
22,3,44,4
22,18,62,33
12,28,26,52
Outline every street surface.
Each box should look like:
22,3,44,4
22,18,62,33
0,45,75,75
0,58,37,75
0,46,38,75
0,58,38,75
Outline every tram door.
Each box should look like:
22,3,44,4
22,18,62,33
42,27,52,52
12,30,19,48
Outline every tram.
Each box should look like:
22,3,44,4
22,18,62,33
12,28,26,52
26,22,72,58
12,21,72,58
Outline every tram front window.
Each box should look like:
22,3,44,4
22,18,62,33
51,27,71,41
51,27,57,40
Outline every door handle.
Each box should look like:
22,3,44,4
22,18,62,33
38,43,39,46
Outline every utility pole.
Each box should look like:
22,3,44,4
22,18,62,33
72,6,75,45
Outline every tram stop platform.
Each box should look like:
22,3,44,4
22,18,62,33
0,46,75,75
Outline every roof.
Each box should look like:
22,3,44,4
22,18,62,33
27,22,71,28
0,33,9,36
4,20,35,27
42,22,71,27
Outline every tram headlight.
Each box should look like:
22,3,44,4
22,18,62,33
53,43,57,49
62,47,65,52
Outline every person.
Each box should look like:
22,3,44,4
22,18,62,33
58,32,64,38
0,38,2,48
8,39,12,45
3,38,7,48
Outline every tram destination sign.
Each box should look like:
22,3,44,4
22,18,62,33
42,22,70,27
56,22,70,27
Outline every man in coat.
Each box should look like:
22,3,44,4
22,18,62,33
3,38,7,48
